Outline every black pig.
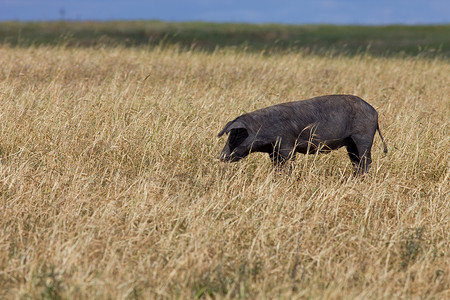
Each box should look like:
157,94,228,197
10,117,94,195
218,95,387,174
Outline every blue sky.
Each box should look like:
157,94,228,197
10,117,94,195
1,0,449,24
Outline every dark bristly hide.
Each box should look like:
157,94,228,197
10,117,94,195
218,94,387,175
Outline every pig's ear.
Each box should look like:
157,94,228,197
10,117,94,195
228,127,249,147
218,120,246,137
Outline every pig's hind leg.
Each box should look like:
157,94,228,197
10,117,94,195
347,135,373,175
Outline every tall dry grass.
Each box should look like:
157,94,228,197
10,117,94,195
0,45,448,299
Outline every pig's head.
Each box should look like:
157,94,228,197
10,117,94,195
218,120,252,162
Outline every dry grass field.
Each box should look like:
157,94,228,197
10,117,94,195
0,45,448,299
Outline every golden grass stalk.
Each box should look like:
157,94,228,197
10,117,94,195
0,45,448,299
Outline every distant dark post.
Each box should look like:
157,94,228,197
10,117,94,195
59,8,66,21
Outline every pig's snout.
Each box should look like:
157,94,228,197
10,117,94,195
218,152,230,161
218,151,242,162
